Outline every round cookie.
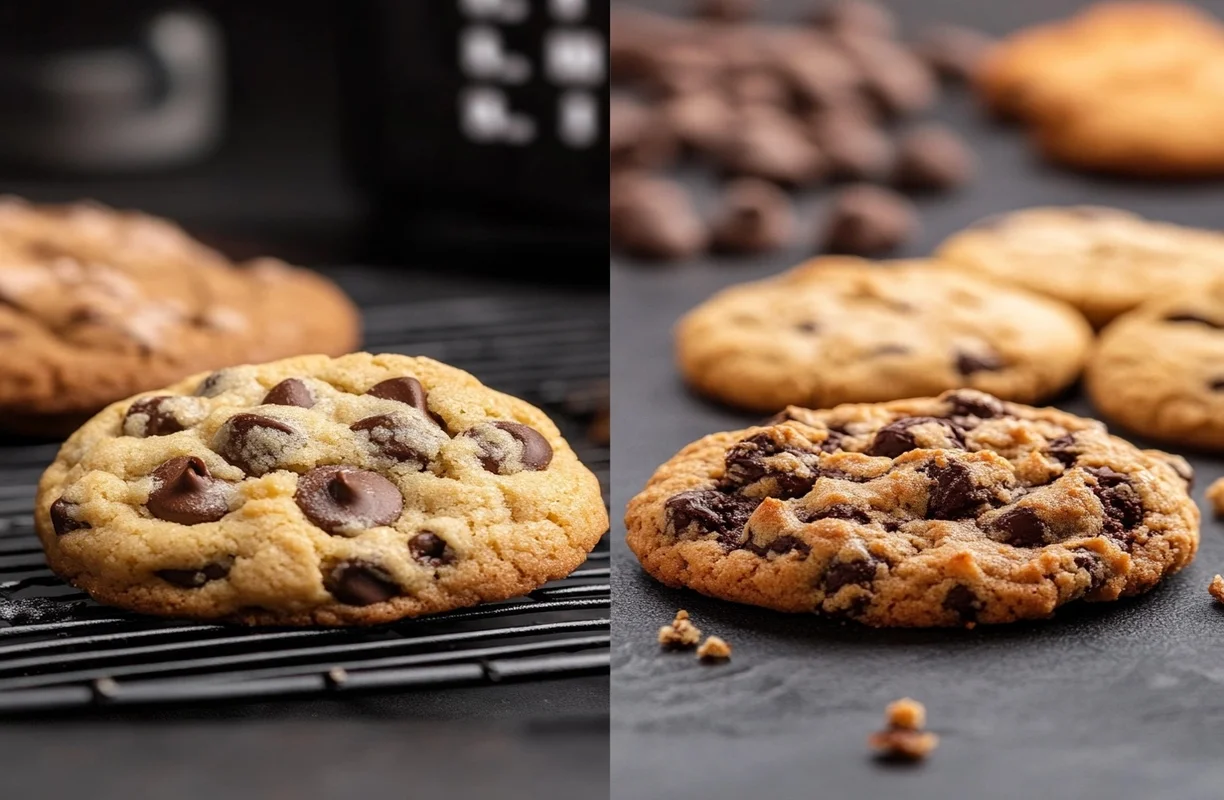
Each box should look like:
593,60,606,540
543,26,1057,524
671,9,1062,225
34,353,608,625
1086,282,1224,450
625,389,1198,627
0,197,360,435
937,206,1224,327
674,257,1092,413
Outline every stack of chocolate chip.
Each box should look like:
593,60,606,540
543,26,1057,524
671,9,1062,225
610,0,994,261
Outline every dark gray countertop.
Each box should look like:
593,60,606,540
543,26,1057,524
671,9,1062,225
611,1,1224,798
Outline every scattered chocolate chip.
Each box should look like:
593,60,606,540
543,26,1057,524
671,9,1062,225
695,0,755,22
866,417,964,459
352,413,441,468
923,461,988,519
409,532,455,567
647,41,723,96
665,489,761,544
295,466,403,535
992,506,1048,547
611,175,707,261
717,108,828,186
1164,312,1224,329
610,96,677,170
710,179,796,254
912,24,996,82
836,33,936,118
1085,467,1144,540
798,503,871,524
123,396,186,437
1073,552,1109,592
725,69,791,108
893,124,975,192
823,555,881,593
955,350,1005,375
810,111,895,181
264,378,315,409
743,534,811,557
157,558,233,588
945,390,1005,420
146,456,230,525
662,91,736,155
324,561,401,606
214,413,299,476
942,584,981,623
50,497,90,536
776,35,863,108
463,421,553,474
1045,434,1078,467
722,430,823,498
811,0,896,38
819,184,918,256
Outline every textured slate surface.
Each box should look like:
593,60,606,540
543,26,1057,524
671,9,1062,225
611,1,1224,797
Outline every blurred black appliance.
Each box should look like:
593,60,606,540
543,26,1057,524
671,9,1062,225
336,0,610,270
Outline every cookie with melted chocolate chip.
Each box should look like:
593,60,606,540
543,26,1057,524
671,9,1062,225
1087,281,1224,450
625,389,1198,627
675,257,1092,413
34,353,607,625
0,197,360,436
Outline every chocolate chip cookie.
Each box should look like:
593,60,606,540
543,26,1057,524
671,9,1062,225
1086,282,1224,450
35,353,608,625
0,198,360,436
937,206,1224,327
625,390,1198,627
675,257,1092,413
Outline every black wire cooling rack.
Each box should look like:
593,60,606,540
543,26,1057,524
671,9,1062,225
0,277,609,715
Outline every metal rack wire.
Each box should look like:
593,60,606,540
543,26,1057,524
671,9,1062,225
0,278,609,714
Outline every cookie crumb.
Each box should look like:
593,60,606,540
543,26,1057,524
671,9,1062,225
870,697,938,761
884,697,926,730
1211,575,1224,605
1207,478,1224,517
696,635,732,661
658,609,702,648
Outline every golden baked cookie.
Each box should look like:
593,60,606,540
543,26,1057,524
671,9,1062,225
1086,282,1224,449
0,198,360,435
34,353,608,625
625,390,1198,627
937,206,1224,327
674,257,1092,413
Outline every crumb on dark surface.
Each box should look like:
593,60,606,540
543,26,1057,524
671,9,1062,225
658,608,702,648
696,634,732,661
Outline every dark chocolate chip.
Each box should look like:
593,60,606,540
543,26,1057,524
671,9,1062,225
324,561,401,606
811,0,896,37
718,109,828,187
819,184,918,256
367,377,431,416
1073,552,1109,592
722,431,823,499
195,370,229,397
214,413,298,476
409,532,456,567
836,33,936,118
1210,377,1224,391
147,456,230,525
295,466,404,535
1045,434,1078,467
991,506,1048,547
743,534,811,557
610,96,677,170
820,428,848,453
866,416,964,459
809,112,895,181
665,489,761,545
50,497,90,536
923,460,988,520
798,503,871,524
611,175,707,261
955,350,1004,376
710,179,796,255
912,24,996,82
943,584,981,623
1085,467,1144,540
945,390,1005,420
157,558,233,588
725,69,791,108
463,421,553,474
823,555,881,593
1164,312,1224,329
352,414,435,468
264,378,315,409
123,396,186,437
892,124,975,192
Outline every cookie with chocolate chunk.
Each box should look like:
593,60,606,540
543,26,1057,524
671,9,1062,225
625,390,1198,627
1087,281,1224,450
0,197,360,436
34,353,608,625
675,257,1092,413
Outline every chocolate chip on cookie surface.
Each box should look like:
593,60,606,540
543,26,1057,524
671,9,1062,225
937,206,1224,327
625,390,1199,627
0,198,360,435
34,353,608,625
675,257,1092,412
